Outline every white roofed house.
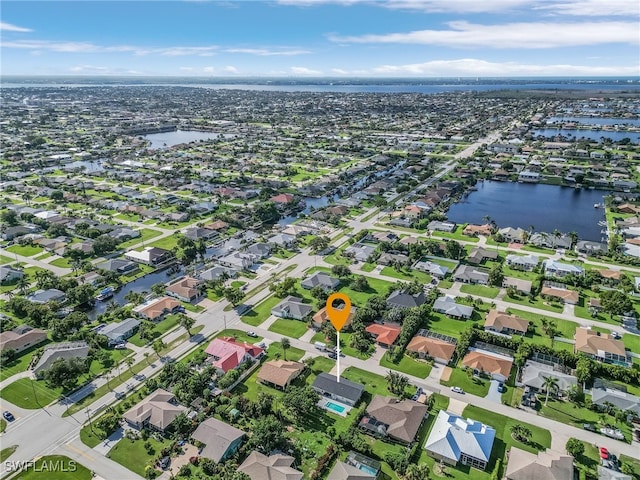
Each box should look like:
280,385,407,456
505,254,539,271
543,260,584,278
433,295,473,319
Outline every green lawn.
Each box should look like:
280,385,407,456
267,341,305,362
306,266,395,307
241,295,282,326
0,378,62,409
505,308,578,339
0,445,17,462
432,225,480,243
460,284,500,299
441,367,490,397
0,419,6,434
268,318,309,339
6,244,44,257
147,234,180,251
379,266,432,284
503,294,564,313
428,311,476,339
380,352,432,378
341,366,413,400
108,436,171,477
128,313,181,346
623,333,640,355
119,228,163,249
215,328,263,344
0,342,50,381
80,424,104,448
12,456,92,480
50,257,71,268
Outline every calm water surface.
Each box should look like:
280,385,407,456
446,181,608,241
546,117,640,127
531,128,640,143
143,130,235,149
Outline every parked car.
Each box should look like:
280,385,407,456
451,386,464,394
328,352,337,359
159,456,171,470
257,342,266,349
583,423,597,432
115,392,125,400
611,331,621,339
3,411,15,421
599,447,609,460
497,382,505,393
247,331,258,338
114,343,127,350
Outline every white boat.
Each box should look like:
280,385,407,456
600,427,624,440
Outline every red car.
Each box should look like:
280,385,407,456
599,447,609,460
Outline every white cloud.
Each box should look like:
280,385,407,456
222,65,239,73
69,65,142,75
290,66,322,75
368,58,640,76
329,20,639,48
153,46,218,56
203,66,216,73
536,0,640,17
0,22,33,32
1,40,139,53
224,47,311,56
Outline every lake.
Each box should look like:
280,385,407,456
143,130,235,149
446,181,608,242
546,117,640,127
531,128,640,143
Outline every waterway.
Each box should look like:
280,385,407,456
546,117,640,127
531,128,640,143
445,181,608,242
143,130,235,149
88,266,185,320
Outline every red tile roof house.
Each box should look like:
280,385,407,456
365,323,402,348
270,193,295,205
165,276,203,302
204,337,264,374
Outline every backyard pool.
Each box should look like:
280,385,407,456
325,401,346,414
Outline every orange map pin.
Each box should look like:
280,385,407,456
325,293,351,332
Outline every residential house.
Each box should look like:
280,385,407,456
99,318,141,346
125,247,173,266
32,341,90,377
198,265,237,282
424,410,496,470
246,242,272,259
484,310,529,335
591,386,640,416
132,297,181,321
204,220,229,232
267,233,297,248
257,360,305,390
238,451,303,480
218,252,254,270
378,252,411,267
312,306,356,330
453,265,489,285
543,260,584,278
26,288,66,305
462,349,513,382
344,243,376,262
1,224,41,241
123,388,188,433
386,290,426,309
518,171,540,183
499,227,527,243
270,193,295,205
204,337,264,374
365,323,402,348
165,276,203,302
433,295,473,319
520,361,577,393
369,231,399,243
505,254,539,271
531,233,572,250
576,241,607,255
414,260,449,278
467,247,498,265
327,452,380,480
271,296,313,321
598,467,633,480
406,332,456,365
0,325,47,354
183,227,218,242
463,224,493,237
505,447,573,480
428,221,456,233
359,395,428,444
0,266,24,284
96,258,139,275
191,418,246,463
502,277,533,295
574,327,630,366
540,283,579,304
301,272,340,291
312,372,365,406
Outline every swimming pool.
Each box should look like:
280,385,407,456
325,401,346,414
358,464,378,476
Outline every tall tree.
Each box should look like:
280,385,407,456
178,314,195,336
280,337,290,361
541,376,559,406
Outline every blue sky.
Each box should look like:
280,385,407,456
1,0,639,77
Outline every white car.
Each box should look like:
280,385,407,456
611,331,621,339
451,386,464,394
247,331,258,338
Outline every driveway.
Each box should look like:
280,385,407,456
169,443,199,476
486,380,503,403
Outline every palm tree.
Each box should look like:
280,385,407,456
178,314,195,336
510,424,532,443
405,464,431,480
143,352,151,366
569,231,578,249
542,376,559,406
104,368,113,391
16,275,30,295
152,339,165,359
281,337,290,361
125,357,135,376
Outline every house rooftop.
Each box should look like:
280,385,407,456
191,417,246,463
312,372,365,404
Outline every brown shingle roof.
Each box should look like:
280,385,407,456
484,310,529,334
574,327,627,357
406,336,455,363
462,351,513,379
257,360,305,389
362,395,428,444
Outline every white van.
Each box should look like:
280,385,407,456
314,341,327,351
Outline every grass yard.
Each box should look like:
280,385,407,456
127,313,181,346
460,284,500,299
50,257,71,268
0,378,62,409
440,367,490,397
432,226,480,243
342,366,413,400
379,266,432,284
267,341,305,362
147,234,180,251
0,445,17,461
503,294,564,313
215,328,263,344
108,436,171,477
337,331,373,360
428,311,476,339
241,295,284,326
623,333,640,355
119,228,163,249
380,352,432,378
6,244,44,257
268,318,309,339
0,420,6,434
12,455,92,480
